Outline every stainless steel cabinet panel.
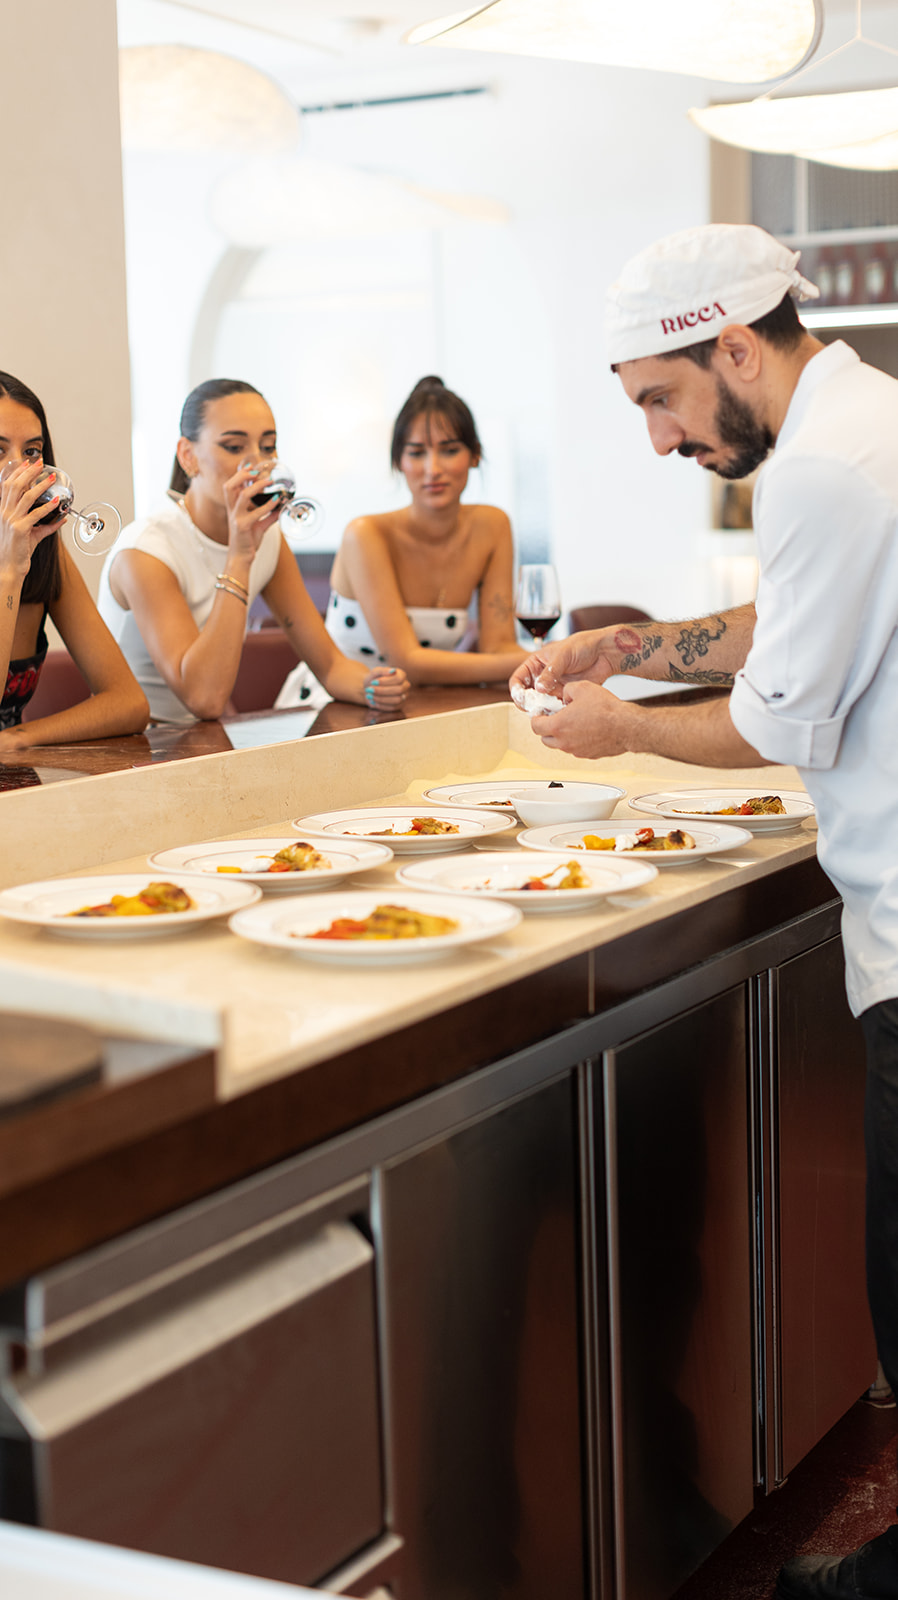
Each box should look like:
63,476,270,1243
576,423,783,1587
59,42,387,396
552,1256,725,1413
775,936,874,1477
604,987,754,1600
378,1075,585,1600
4,1216,383,1588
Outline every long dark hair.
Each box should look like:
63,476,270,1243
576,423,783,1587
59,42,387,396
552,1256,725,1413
169,378,265,494
390,376,482,469
0,371,62,608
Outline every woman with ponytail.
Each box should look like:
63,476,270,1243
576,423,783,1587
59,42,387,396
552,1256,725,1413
98,379,408,722
326,377,527,684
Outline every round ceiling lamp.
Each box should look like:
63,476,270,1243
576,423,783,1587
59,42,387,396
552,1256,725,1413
689,3,898,167
404,0,822,85
119,44,301,155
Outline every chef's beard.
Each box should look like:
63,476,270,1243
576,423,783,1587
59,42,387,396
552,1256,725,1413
679,377,775,480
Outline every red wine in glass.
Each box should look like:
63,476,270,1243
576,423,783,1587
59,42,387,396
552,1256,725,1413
515,565,562,643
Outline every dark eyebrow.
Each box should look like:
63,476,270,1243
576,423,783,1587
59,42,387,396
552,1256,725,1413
217,429,276,439
0,433,43,445
634,385,664,407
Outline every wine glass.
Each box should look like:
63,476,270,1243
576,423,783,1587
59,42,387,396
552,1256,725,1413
515,564,562,643
241,459,325,546
20,466,121,555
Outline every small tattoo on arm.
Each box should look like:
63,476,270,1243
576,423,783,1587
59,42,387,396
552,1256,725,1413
5,595,12,611
674,616,727,669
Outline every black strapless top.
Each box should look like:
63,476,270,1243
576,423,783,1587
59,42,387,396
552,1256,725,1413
1,614,49,730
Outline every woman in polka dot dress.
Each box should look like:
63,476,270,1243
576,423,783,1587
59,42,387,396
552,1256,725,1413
327,377,528,685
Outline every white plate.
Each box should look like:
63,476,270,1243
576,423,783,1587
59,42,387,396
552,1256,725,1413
421,782,527,812
629,788,815,833
147,837,393,892
0,874,261,938
396,850,658,912
229,889,522,964
291,806,515,854
516,819,754,864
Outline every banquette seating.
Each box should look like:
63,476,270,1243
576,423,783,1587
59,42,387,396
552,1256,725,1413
567,604,652,632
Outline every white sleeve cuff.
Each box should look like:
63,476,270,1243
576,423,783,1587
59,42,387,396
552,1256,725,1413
729,672,844,770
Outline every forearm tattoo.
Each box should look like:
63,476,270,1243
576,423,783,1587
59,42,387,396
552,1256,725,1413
5,595,12,610
615,616,734,685
615,626,664,672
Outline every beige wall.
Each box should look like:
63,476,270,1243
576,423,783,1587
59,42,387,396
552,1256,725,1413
1,0,132,600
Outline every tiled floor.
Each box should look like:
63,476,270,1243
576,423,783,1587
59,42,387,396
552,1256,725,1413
673,1401,898,1600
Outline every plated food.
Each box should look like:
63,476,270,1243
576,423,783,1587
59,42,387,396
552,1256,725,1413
229,889,521,963
517,819,754,864
67,881,195,918
309,904,459,941
581,827,696,852
629,788,815,834
396,850,658,913
291,807,515,855
352,816,459,837
148,837,393,892
0,874,260,937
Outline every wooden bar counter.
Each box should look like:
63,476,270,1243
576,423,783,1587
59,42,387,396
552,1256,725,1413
0,694,872,1600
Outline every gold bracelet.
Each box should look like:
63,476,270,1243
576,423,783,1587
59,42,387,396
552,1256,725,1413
216,571,249,597
214,579,247,606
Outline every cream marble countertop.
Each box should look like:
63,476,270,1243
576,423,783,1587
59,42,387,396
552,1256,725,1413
0,706,818,1097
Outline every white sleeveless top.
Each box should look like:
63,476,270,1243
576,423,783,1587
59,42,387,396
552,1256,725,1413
325,590,468,664
98,493,281,723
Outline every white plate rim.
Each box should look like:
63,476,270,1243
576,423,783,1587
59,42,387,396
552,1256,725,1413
0,874,261,935
147,836,394,888
290,806,515,851
395,849,658,905
420,779,626,811
628,788,814,831
516,820,754,862
228,888,522,960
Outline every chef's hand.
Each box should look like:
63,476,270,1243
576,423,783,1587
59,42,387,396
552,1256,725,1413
531,681,639,759
510,624,644,700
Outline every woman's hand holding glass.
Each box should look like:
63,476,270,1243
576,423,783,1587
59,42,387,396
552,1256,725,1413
0,459,65,582
221,461,282,568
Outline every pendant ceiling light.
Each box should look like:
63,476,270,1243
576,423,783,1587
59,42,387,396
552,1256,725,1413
404,0,821,85
690,3,898,168
119,45,300,155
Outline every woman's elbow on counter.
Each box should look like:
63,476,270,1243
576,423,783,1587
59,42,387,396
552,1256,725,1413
121,685,151,733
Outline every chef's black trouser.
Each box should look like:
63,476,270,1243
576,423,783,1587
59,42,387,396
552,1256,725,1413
862,997,898,1405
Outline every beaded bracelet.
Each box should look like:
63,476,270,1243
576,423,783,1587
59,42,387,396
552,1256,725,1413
214,579,247,606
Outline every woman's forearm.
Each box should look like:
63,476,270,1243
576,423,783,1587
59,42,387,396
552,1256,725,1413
0,565,24,698
173,584,251,718
385,643,527,685
5,680,149,748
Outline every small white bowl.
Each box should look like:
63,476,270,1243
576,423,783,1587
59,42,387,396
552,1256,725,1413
512,782,625,826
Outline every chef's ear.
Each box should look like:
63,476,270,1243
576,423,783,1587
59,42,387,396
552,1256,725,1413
715,325,762,382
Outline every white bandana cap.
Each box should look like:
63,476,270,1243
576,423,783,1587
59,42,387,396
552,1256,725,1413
605,223,819,366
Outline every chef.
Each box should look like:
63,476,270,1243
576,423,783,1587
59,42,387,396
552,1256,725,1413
511,223,898,1600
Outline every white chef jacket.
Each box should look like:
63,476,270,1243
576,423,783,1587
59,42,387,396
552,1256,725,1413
98,494,282,723
729,341,898,1016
